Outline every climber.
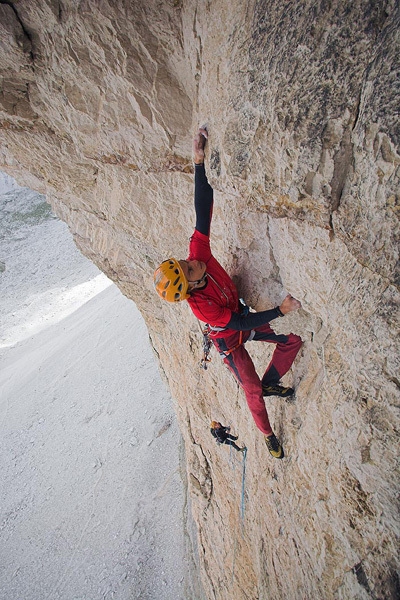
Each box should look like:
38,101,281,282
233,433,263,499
210,421,246,452
154,128,303,459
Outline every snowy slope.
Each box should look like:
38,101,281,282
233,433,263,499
0,173,196,600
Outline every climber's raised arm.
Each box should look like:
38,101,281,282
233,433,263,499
193,129,213,237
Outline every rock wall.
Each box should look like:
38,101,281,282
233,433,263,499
1,1,399,598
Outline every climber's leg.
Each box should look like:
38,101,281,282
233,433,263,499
213,335,273,436
251,324,302,386
223,439,242,452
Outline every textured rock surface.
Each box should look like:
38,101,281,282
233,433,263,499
0,1,399,598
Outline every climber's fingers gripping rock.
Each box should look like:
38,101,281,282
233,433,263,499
193,128,208,164
279,294,302,315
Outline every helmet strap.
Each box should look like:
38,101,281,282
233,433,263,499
189,272,207,290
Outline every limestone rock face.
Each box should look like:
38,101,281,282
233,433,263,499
1,1,399,598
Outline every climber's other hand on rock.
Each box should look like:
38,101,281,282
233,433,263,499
279,294,301,314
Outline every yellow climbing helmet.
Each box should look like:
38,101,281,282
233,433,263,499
210,421,220,429
154,258,190,302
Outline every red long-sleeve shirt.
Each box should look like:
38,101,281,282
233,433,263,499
187,229,239,338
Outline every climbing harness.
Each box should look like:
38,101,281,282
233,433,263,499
197,296,250,368
218,330,243,358
200,327,246,367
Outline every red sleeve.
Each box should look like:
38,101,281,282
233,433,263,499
187,229,212,262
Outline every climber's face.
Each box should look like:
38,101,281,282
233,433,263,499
178,260,206,284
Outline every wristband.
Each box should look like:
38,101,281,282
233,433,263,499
276,306,284,317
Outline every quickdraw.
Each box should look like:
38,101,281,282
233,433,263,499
200,326,212,369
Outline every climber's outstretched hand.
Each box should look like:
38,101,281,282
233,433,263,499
193,128,208,164
279,294,302,315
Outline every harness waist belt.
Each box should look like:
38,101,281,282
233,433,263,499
219,331,243,357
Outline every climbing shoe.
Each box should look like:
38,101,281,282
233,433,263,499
264,434,284,459
262,383,294,397
239,446,247,452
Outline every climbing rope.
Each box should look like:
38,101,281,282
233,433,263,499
240,447,247,521
208,431,247,585
231,534,238,586
229,443,248,586
228,442,247,524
